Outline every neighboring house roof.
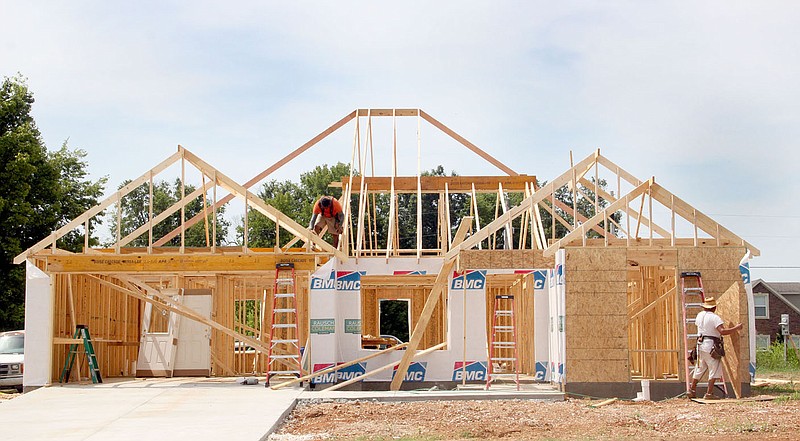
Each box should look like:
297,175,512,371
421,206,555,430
753,279,800,316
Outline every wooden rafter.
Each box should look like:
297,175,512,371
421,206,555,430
179,148,349,261
14,150,183,264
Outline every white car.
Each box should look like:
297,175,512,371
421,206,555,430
0,330,24,392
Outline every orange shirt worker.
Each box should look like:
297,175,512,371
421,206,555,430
309,196,344,248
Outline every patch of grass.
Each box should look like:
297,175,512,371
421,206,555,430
756,341,800,371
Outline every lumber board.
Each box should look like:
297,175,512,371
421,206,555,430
45,253,318,273
359,275,438,287
357,108,419,117
270,342,410,389
419,110,517,176
329,342,447,391
343,176,536,193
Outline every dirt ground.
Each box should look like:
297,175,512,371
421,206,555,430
272,381,800,441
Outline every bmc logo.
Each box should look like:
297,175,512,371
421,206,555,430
534,270,546,290
739,263,751,285
393,270,427,275
393,362,427,382
452,361,486,382
311,363,337,384
310,362,367,384
534,362,548,381
451,270,486,291
310,270,366,291
337,363,366,381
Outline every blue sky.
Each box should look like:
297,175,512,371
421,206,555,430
2,2,798,281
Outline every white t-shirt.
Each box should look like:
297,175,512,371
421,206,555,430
696,310,724,353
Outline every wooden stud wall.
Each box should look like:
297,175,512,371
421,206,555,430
360,280,444,350
209,273,310,376
51,274,141,382
564,248,630,383
627,266,679,380
485,274,536,375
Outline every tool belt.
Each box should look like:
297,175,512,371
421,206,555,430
699,335,725,359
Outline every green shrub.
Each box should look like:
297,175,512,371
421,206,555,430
757,341,800,371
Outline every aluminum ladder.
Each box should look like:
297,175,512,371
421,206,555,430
486,294,520,390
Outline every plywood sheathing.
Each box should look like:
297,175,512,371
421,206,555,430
458,249,555,272
677,247,748,393
564,248,630,383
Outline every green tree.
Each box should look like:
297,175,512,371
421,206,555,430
245,163,350,247
0,75,105,330
108,178,230,247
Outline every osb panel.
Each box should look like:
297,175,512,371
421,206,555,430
716,281,745,396
566,248,627,270
568,359,630,383
566,271,628,282
566,315,628,339
567,337,628,350
570,348,629,360
567,281,629,293
566,294,627,316
626,249,678,267
458,249,554,270
677,247,746,270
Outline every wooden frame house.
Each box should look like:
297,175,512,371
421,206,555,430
17,109,759,398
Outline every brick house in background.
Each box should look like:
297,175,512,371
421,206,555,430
752,280,800,349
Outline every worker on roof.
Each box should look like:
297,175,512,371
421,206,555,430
687,297,742,400
309,196,344,248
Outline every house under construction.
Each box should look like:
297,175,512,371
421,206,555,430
16,109,759,398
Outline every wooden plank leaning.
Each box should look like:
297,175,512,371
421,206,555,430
330,342,447,392
270,342,409,390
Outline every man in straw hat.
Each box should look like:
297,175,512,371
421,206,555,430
687,296,743,399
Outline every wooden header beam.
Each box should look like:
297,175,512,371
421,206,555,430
340,176,537,193
43,253,319,273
